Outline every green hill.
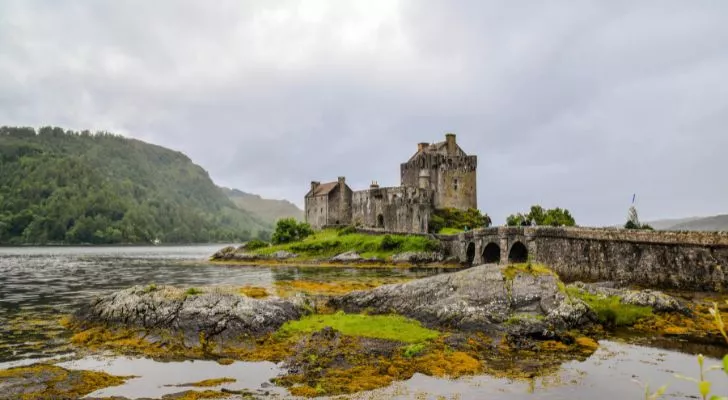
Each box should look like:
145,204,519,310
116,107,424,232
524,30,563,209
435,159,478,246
0,126,271,245
222,187,303,225
665,215,728,232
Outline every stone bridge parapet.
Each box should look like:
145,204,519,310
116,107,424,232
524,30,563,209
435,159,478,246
440,227,728,291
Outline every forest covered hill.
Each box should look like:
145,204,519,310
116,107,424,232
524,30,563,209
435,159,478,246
0,126,270,244
222,187,303,225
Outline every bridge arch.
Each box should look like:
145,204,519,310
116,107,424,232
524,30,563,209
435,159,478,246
482,242,501,264
508,241,529,263
465,242,476,265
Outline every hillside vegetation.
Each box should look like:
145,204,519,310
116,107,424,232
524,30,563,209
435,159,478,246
0,126,270,244
222,187,303,225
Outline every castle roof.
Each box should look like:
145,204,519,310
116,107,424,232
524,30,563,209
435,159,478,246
306,181,339,197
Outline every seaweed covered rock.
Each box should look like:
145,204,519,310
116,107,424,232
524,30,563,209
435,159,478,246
0,364,129,399
330,264,596,337
72,285,308,346
568,282,688,314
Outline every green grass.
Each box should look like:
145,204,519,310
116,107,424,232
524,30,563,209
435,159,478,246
250,229,440,260
277,312,440,343
566,287,652,326
438,227,464,235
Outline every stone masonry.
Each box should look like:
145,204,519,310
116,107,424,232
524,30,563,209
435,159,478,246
305,133,477,233
440,227,728,291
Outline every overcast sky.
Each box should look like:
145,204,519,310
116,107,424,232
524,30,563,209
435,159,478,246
1,1,726,226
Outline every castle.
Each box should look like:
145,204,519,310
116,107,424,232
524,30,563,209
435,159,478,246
305,133,477,233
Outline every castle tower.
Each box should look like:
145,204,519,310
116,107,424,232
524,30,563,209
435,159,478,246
400,133,477,210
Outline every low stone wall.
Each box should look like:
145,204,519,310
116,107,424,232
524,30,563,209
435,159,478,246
444,227,728,291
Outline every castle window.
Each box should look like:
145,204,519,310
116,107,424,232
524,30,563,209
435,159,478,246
454,178,459,191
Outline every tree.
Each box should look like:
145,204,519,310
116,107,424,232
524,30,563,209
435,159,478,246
428,208,491,233
272,218,313,244
506,205,576,227
624,206,653,230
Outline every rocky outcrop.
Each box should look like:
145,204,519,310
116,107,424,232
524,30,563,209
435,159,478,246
330,265,595,337
211,248,297,262
391,251,444,264
568,282,689,314
330,251,362,262
72,286,308,346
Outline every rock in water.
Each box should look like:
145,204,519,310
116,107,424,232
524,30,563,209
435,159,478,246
568,281,688,314
330,264,595,336
73,286,307,345
331,251,362,262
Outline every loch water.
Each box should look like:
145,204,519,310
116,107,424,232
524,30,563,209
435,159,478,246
1,246,727,399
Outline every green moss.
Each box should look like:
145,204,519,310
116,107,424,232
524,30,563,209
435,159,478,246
403,343,426,358
501,263,555,281
438,227,464,235
249,229,440,260
505,313,545,325
277,312,440,343
566,287,652,326
185,287,203,296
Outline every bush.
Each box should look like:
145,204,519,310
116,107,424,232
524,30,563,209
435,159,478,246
429,208,491,233
337,225,357,236
272,218,313,244
243,238,269,250
380,235,404,251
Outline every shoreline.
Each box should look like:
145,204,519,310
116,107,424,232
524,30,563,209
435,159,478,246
208,258,465,269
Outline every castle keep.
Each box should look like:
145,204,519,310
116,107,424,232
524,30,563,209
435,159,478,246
305,133,477,233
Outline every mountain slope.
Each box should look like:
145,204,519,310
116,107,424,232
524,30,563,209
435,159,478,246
0,126,270,244
644,217,702,230
666,215,728,231
222,188,303,225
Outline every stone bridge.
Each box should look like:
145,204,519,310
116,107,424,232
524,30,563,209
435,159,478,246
438,227,728,291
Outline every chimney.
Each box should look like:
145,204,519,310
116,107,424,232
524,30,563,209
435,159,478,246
370,180,379,189
337,176,346,188
445,133,456,155
417,142,429,152
310,181,320,194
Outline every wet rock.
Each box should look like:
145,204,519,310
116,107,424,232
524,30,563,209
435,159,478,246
331,251,362,262
391,251,444,264
270,250,297,260
330,264,596,337
568,282,689,314
73,285,308,346
210,246,237,260
0,364,129,399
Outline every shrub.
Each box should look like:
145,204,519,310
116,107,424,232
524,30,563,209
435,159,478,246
243,238,269,250
429,208,491,233
272,218,313,244
380,235,404,251
337,225,357,236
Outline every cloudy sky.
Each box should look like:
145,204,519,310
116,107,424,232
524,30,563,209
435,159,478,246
1,1,726,226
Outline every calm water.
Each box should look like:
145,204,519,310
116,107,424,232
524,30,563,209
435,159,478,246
1,246,727,399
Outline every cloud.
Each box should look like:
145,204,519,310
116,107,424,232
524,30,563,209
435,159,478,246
1,0,727,225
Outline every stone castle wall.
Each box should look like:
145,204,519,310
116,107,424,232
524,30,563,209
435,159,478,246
304,195,328,230
443,227,728,291
351,186,433,233
400,153,477,210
